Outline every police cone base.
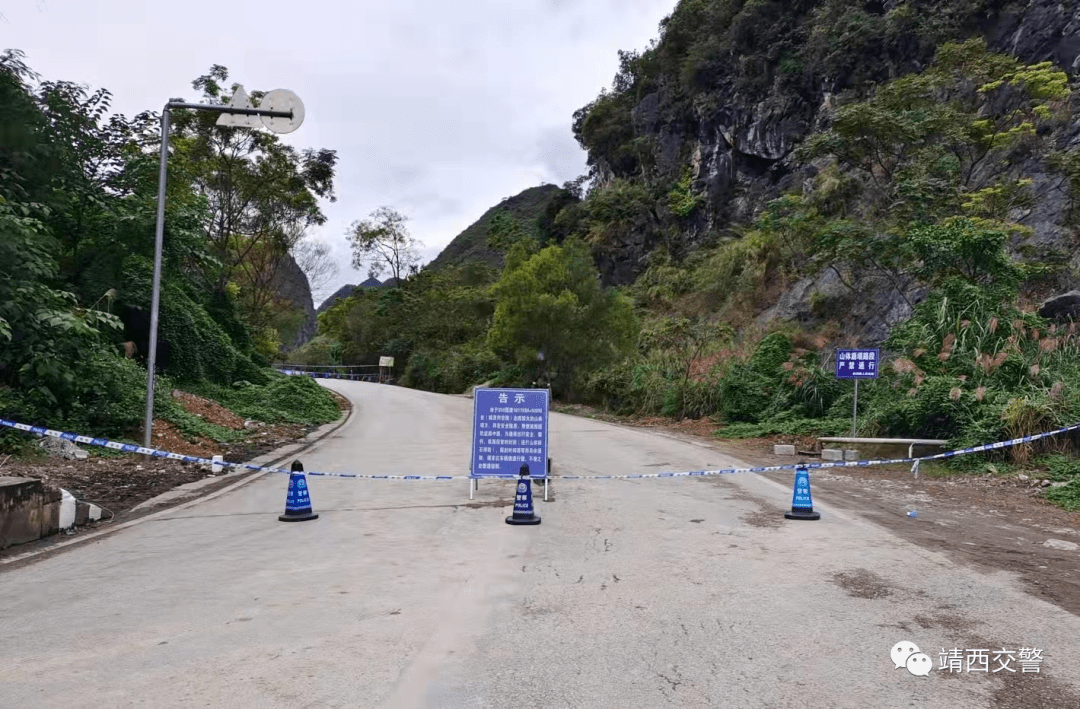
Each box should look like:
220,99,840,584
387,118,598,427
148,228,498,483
279,469,319,522
784,467,820,521
506,478,541,526
784,508,821,521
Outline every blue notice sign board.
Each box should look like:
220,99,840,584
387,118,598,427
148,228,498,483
835,349,879,379
471,388,549,478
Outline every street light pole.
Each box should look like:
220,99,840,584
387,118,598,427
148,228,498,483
141,96,300,449
141,103,174,449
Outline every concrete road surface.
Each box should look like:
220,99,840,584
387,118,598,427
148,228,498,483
1,381,1078,708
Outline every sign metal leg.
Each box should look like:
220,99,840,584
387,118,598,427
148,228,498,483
852,379,859,437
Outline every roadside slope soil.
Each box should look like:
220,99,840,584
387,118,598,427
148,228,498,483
0,388,349,546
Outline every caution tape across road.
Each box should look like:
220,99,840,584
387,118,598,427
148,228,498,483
2,417,1079,481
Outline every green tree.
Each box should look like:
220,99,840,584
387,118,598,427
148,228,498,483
907,218,1025,294
794,38,1069,307
802,38,1068,229
171,65,338,327
346,206,421,285
642,316,730,393
0,51,126,424
486,239,637,397
0,196,121,413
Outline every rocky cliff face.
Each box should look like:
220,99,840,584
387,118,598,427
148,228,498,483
271,253,317,351
579,0,1080,342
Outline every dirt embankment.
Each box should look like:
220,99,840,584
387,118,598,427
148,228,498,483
0,388,349,523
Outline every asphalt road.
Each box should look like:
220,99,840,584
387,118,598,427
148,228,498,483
1,381,1078,708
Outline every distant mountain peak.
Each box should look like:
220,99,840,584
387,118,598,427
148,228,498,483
426,184,564,271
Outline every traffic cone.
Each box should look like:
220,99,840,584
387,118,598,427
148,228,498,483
279,460,319,522
506,463,541,525
784,467,820,520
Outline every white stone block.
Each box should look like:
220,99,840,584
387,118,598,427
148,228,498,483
821,448,844,461
844,449,860,461
773,444,796,456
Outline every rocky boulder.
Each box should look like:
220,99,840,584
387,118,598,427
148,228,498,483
37,435,89,460
1038,291,1080,322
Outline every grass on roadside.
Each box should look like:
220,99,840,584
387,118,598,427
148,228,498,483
184,373,341,428
1046,480,1080,511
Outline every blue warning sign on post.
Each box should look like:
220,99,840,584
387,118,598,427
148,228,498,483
471,388,549,478
835,348,879,379
791,468,813,510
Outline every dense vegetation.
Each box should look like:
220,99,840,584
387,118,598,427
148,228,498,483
0,52,340,452
303,2,1080,502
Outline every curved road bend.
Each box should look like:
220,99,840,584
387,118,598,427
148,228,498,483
0,380,1077,708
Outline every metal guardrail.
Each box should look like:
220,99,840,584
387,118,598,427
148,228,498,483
273,364,389,383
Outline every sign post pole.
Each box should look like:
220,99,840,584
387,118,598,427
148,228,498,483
853,379,858,437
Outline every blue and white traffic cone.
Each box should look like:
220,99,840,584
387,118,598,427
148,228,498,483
784,467,820,520
506,464,541,526
279,460,319,522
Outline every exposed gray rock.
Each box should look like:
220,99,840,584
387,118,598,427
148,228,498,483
1038,291,1080,322
37,436,89,461
631,92,660,136
985,1,1080,71
1042,539,1079,551
757,267,926,345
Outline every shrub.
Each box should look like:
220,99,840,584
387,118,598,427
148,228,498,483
718,363,772,423
121,257,265,385
401,343,502,395
67,349,151,434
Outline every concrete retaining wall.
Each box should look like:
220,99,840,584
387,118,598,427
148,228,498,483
0,477,61,550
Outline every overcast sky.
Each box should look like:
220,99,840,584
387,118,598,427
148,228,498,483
4,0,673,307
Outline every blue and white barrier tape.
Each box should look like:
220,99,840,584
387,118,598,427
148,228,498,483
2,417,1079,481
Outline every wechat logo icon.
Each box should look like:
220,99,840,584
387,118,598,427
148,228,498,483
892,640,933,677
